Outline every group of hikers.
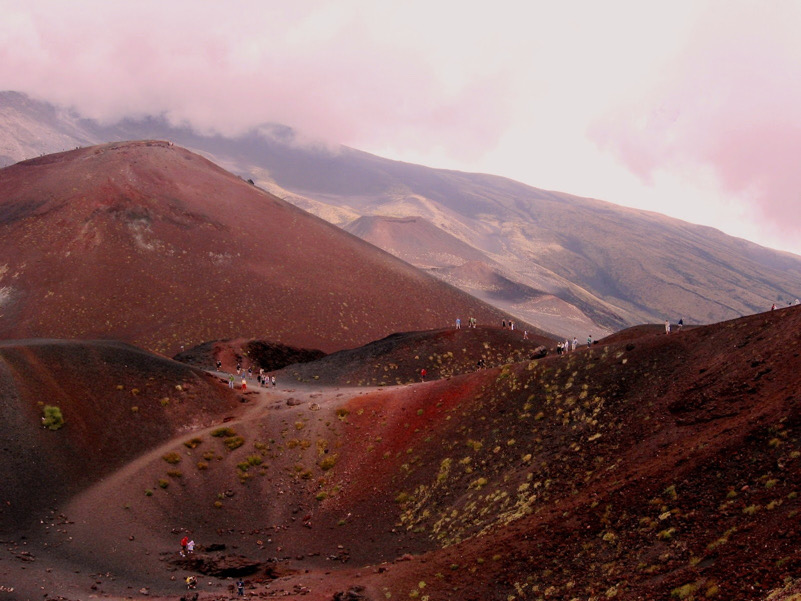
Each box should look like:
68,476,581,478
665,318,684,334
556,336,586,354
218,360,276,391
454,316,478,329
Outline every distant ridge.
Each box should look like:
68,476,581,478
2,90,801,337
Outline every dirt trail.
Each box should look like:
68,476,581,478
9,374,390,600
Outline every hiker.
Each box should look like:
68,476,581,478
186,576,197,590
572,337,578,352
510,321,514,331
455,317,461,329
241,377,247,391
216,360,222,370
587,335,592,348
180,535,189,556
420,368,427,382
564,339,569,353
186,539,195,554
523,330,528,339
665,319,670,334
502,320,506,329
772,303,776,311
271,375,276,387
228,374,234,389
677,318,683,330
236,579,245,596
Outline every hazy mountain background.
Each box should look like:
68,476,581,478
3,90,800,337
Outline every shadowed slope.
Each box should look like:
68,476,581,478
0,339,242,532
0,140,535,354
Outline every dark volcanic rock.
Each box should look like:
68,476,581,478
170,554,267,578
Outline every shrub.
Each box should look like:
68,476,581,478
183,437,203,449
211,427,237,438
224,436,245,451
320,454,338,471
42,405,64,430
158,479,169,489
162,452,181,464
167,470,182,478
671,583,698,599
197,461,208,470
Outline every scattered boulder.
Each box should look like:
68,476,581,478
333,586,369,601
531,345,548,359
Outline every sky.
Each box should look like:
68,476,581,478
2,0,801,255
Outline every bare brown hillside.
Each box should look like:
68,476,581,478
0,140,537,355
3,307,801,600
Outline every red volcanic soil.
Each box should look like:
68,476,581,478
4,306,801,600
0,141,536,355
281,325,553,386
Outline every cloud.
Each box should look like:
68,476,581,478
0,0,512,160
590,1,801,247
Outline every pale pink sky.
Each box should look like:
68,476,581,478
2,0,800,255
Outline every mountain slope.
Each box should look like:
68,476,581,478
2,91,801,338
0,140,537,354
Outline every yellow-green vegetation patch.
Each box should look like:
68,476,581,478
183,437,203,449
162,452,182,464
670,583,698,599
224,436,245,451
42,405,65,430
211,427,237,437
320,454,338,471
